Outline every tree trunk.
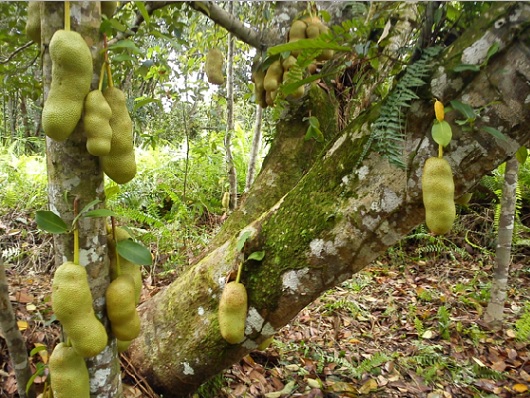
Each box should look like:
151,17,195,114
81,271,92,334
245,104,263,192
484,157,519,327
41,3,122,397
128,4,530,396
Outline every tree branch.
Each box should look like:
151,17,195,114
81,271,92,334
0,41,35,65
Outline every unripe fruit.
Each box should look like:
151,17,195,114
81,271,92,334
218,281,247,344
42,30,93,141
263,60,283,92
25,2,42,44
101,1,118,17
289,20,307,42
252,69,267,108
282,55,297,71
100,150,136,184
117,339,132,353
106,274,141,341
205,48,225,85
52,262,107,358
49,343,90,398
422,157,456,235
83,90,113,156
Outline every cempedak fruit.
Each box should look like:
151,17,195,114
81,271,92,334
100,150,136,184
422,157,456,235
52,262,107,358
205,48,225,85
49,342,90,398
42,30,93,141
218,281,247,344
106,274,141,341
101,1,118,17
83,90,113,156
263,60,283,92
25,2,42,44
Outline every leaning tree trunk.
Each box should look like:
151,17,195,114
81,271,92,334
42,3,121,397
128,4,530,397
484,156,520,327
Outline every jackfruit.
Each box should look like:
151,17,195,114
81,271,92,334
117,339,132,353
49,342,90,398
101,1,118,17
106,274,141,341
422,157,456,235
42,30,93,141
252,69,267,108
205,48,225,85
100,150,136,184
51,262,108,358
25,2,42,44
83,90,113,156
263,60,283,92
288,20,307,56
218,281,247,344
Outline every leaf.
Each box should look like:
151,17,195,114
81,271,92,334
117,240,152,265
134,96,161,110
516,146,527,165
35,210,68,234
268,37,350,56
513,383,529,393
247,251,265,261
236,230,252,252
134,2,150,24
453,64,481,73
304,125,324,143
431,120,452,147
107,18,127,32
109,39,143,54
83,209,119,218
482,126,509,142
485,42,500,63
450,100,476,120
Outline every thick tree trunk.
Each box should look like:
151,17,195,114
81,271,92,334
42,3,122,397
484,157,519,327
128,4,530,396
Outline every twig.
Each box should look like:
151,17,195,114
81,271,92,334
0,42,34,64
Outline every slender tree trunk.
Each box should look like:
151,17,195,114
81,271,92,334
0,258,36,398
225,1,237,210
41,3,122,397
484,157,519,327
245,104,263,192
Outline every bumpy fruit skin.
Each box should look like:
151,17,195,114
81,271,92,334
263,60,283,92
52,262,108,358
218,281,248,344
106,274,141,341
49,343,90,398
205,48,225,85
25,2,42,44
100,151,136,184
42,30,93,141
422,157,456,235
252,69,267,108
117,339,132,353
83,90,113,156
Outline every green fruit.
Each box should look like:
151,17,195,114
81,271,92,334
205,48,225,85
305,24,320,39
218,281,247,344
101,1,118,17
106,274,141,341
102,87,133,155
252,69,267,108
282,55,297,71
42,30,93,141
455,192,473,206
25,2,42,44
117,339,132,353
100,150,136,184
52,262,107,358
83,90,113,156
422,157,456,235
263,60,283,92
49,342,90,398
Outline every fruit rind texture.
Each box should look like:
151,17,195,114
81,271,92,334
49,342,90,398
218,281,248,344
206,48,225,85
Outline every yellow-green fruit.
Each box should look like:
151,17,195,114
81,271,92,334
317,49,335,61
42,30,93,141
52,262,108,358
106,274,141,341
100,150,136,184
218,281,247,344
117,339,132,353
83,90,113,156
252,69,267,108
455,192,473,206
101,1,118,17
305,23,321,39
205,48,225,85
282,55,297,71
422,157,456,235
102,87,133,155
263,60,283,92
25,2,42,44
49,343,90,398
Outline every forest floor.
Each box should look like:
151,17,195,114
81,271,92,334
0,211,529,398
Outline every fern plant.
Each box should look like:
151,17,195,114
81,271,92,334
515,302,530,341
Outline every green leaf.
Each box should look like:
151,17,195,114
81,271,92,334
516,146,528,165
84,209,119,218
236,231,252,252
29,345,48,357
485,42,500,64
431,120,452,147
35,210,68,234
134,2,150,24
450,100,476,121
117,240,152,265
247,251,265,261
304,125,324,143
134,96,161,110
268,38,350,56
453,64,481,73
107,18,127,32
109,39,143,54
482,126,509,142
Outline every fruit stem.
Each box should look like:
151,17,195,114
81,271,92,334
103,35,114,88
111,217,121,276
73,197,79,265
98,63,106,92
235,260,243,284
438,144,443,158
64,1,70,31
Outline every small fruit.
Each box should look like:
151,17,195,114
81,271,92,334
288,20,307,56
422,157,456,235
205,48,225,85
263,60,283,92
435,100,444,122
83,90,113,156
106,274,141,341
25,2,42,44
218,281,247,344
49,342,90,398
100,150,136,184
101,1,118,17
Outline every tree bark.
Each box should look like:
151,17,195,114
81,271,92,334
42,3,121,397
245,104,263,192
484,157,519,327
128,4,530,396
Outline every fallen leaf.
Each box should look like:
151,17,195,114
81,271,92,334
358,378,378,394
17,320,28,331
513,383,528,393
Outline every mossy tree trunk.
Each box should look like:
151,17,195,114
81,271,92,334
42,3,121,397
128,4,530,397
